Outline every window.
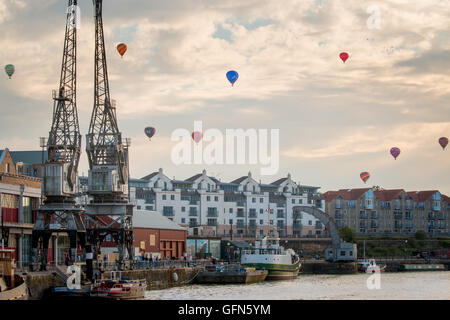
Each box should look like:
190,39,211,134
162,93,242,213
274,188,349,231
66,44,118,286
252,198,256,203
215,196,218,202
6,163,10,173
309,220,312,225
181,218,185,223
292,199,295,204
340,251,346,256
229,208,233,213
150,235,156,246
181,207,185,212
171,195,175,200
162,195,166,200
229,219,233,225
145,206,153,210
137,206,141,210
260,209,264,214
207,196,211,201
260,219,264,225
260,198,263,203
299,199,303,204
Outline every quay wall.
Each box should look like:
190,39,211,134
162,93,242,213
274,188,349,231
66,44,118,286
25,272,65,300
300,261,357,274
102,266,204,290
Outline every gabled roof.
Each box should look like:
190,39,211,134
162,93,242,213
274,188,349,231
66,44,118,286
270,177,287,186
323,188,370,202
406,190,439,202
442,195,450,203
208,176,221,184
141,172,159,180
0,149,6,165
133,210,187,231
374,189,404,201
10,151,47,165
185,173,202,182
230,176,248,184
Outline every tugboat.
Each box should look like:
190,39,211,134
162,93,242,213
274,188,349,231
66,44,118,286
357,259,386,273
0,248,28,301
240,237,300,280
195,264,268,284
90,272,147,300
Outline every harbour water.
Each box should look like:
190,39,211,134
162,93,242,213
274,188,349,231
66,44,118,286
145,271,450,300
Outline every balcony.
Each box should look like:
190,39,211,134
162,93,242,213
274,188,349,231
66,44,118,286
359,214,368,220
207,212,218,217
237,212,244,218
189,211,198,217
293,223,302,230
249,211,257,218
249,223,257,230
189,200,199,205
276,203,285,208
236,223,245,229
277,213,285,219
189,221,198,227
207,220,218,227
163,211,174,217
335,203,343,209
394,214,402,220
335,213,344,219
236,202,245,207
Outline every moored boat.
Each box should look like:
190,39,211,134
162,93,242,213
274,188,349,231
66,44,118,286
195,264,268,284
357,259,386,273
241,237,300,280
90,278,147,300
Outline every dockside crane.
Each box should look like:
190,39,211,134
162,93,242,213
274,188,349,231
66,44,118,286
84,0,134,277
32,0,86,271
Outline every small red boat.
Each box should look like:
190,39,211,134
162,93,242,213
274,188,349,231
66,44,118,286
90,278,147,300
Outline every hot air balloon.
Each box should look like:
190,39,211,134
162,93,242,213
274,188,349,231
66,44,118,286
5,64,15,79
439,137,448,150
390,147,401,160
339,52,349,63
192,132,203,143
144,127,156,140
360,172,370,184
226,70,239,86
117,43,128,58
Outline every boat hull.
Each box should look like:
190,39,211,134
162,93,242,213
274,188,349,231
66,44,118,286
195,269,268,284
242,261,300,281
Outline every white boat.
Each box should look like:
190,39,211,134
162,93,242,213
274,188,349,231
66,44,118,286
357,259,386,273
241,237,300,280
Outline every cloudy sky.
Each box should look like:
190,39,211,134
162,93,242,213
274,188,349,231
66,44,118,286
0,0,449,194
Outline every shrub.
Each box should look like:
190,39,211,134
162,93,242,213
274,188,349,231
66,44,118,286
415,231,427,240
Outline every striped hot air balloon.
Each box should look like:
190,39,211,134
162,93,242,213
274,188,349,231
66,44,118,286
439,137,448,150
360,172,370,184
390,147,401,160
117,43,128,58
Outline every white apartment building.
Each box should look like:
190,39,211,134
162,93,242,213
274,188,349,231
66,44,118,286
129,169,325,239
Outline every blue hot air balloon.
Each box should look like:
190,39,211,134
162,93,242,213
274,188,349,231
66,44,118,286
226,70,239,86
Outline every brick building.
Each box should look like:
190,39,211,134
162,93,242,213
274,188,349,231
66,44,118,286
132,210,187,259
0,148,42,267
323,187,449,237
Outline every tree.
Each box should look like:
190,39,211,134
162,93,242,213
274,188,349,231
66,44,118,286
415,231,427,240
340,226,355,243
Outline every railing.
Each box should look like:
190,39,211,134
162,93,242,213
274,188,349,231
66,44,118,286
249,212,257,218
207,212,218,217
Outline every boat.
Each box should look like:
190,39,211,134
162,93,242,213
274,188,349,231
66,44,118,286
0,248,28,301
240,237,300,280
90,277,147,300
357,259,386,273
195,264,268,284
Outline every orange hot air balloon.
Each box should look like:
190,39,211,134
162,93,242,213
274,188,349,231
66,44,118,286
117,43,128,58
340,52,349,63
